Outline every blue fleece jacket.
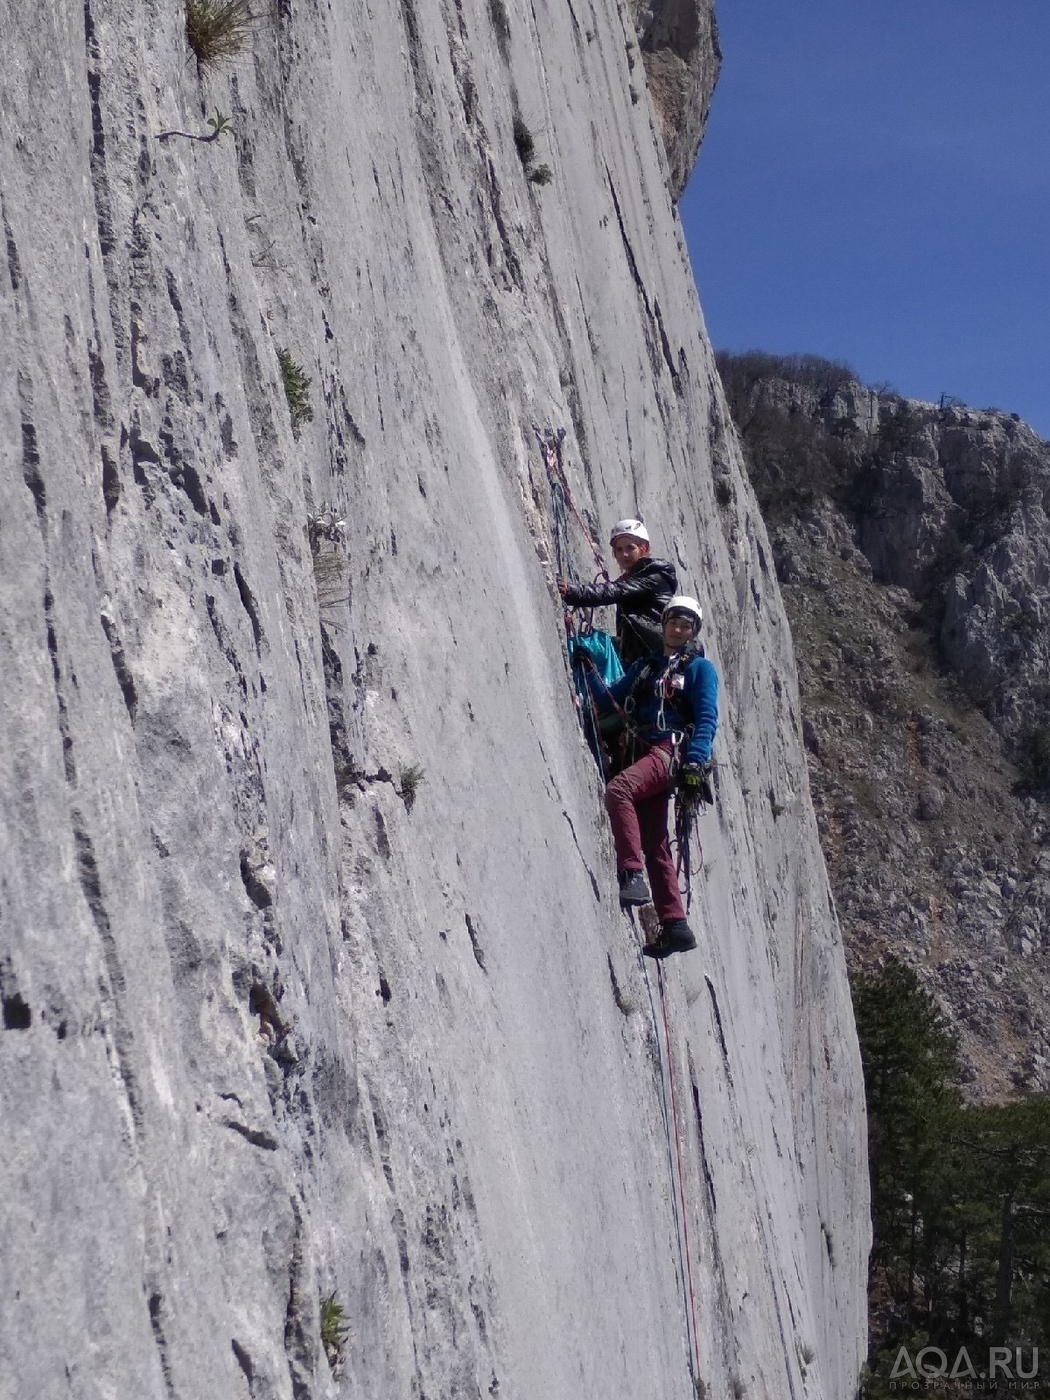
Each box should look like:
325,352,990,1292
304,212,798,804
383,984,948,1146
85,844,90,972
603,647,719,765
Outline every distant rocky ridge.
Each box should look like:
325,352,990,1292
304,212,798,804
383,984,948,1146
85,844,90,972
718,353,1050,1098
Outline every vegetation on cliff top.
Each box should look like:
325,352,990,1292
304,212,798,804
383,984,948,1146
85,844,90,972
715,351,924,527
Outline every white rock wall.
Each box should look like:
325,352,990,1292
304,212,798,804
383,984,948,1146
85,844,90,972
0,0,869,1395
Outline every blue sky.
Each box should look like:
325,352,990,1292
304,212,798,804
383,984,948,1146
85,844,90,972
680,1,1050,438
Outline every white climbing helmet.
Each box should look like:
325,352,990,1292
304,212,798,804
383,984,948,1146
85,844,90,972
662,595,703,632
609,518,650,545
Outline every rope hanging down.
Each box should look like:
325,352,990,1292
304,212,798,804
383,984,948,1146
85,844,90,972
537,423,620,774
633,918,703,1392
656,963,703,1389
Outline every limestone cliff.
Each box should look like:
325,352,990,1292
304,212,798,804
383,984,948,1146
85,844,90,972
719,353,1050,1099
1,4,866,1398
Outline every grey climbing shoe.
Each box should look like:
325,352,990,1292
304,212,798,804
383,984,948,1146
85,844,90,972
643,918,697,959
618,869,651,907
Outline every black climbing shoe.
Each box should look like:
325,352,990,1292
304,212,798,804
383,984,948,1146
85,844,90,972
643,919,697,959
618,869,651,907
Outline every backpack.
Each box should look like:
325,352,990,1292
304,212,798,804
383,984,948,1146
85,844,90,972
570,629,623,718
569,630,625,773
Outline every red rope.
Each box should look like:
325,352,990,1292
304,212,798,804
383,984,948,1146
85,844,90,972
657,964,703,1385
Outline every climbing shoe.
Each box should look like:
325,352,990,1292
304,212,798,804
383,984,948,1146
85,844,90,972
618,869,651,907
642,919,697,959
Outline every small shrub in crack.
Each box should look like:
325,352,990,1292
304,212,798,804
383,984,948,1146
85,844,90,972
157,110,232,143
319,1292,350,1372
512,115,536,168
185,0,256,65
397,763,425,813
489,0,511,60
312,552,349,627
277,348,314,434
308,504,347,551
512,115,553,186
1017,723,1050,794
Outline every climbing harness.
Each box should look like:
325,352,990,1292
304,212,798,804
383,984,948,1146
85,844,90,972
622,646,701,731
630,911,704,1392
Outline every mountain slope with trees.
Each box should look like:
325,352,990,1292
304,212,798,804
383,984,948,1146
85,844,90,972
855,961,1050,1394
717,352,1050,1098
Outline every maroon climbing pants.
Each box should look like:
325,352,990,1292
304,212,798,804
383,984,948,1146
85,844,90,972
604,740,685,923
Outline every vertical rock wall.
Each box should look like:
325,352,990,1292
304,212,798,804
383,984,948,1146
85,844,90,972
0,0,868,1396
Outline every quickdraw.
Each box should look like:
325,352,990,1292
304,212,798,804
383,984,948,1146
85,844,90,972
534,425,609,586
672,763,715,912
624,648,696,733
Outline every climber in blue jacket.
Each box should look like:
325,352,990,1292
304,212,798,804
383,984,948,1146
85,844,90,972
597,595,718,958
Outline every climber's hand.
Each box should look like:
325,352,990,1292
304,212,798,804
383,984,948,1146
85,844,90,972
677,763,706,793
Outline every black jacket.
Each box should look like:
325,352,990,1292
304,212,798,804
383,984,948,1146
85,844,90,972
563,557,678,667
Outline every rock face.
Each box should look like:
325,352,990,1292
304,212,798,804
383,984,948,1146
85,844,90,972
720,354,1050,1098
631,0,721,197
0,8,865,1400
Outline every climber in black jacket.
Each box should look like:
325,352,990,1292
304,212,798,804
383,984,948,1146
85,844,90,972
558,518,678,667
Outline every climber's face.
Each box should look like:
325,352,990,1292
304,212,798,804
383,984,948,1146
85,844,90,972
611,536,649,573
662,613,695,651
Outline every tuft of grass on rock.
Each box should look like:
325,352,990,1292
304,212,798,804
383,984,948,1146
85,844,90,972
320,1291,350,1372
397,763,425,813
185,0,256,65
277,347,314,434
512,116,553,186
